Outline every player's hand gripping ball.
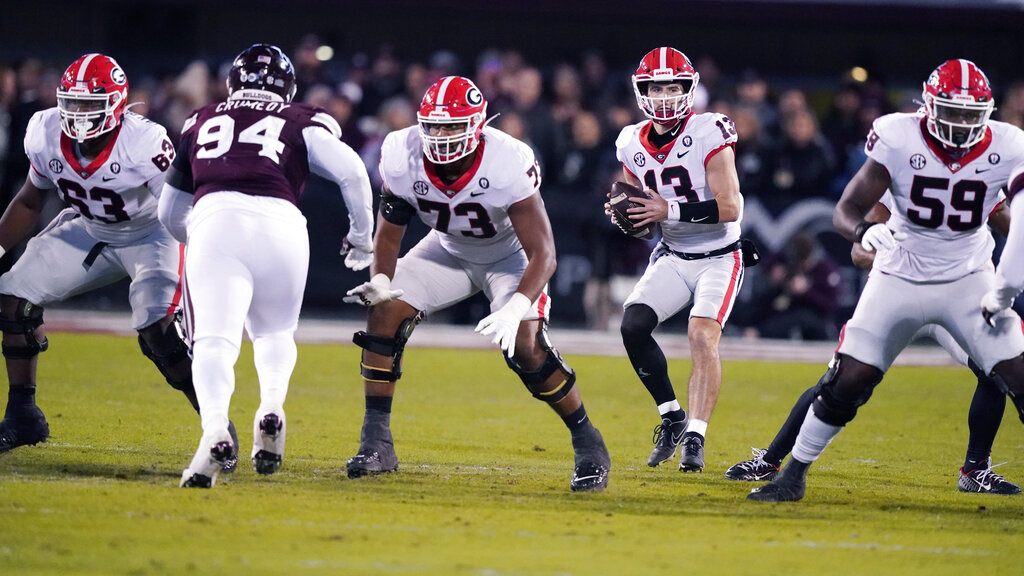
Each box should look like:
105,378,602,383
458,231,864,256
607,181,655,240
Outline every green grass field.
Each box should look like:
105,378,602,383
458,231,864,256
1,332,1022,575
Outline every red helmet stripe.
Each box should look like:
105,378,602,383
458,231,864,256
76,53,99,84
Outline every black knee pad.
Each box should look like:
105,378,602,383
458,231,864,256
0,299,48,359
811,355,882,426
620,304,658,352
505,323,576,405
353,311,424,382
138,319,192,391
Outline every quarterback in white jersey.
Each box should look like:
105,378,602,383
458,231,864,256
343,76,610,492
0,54,225,459
751,60,1024,503
607,47,747,473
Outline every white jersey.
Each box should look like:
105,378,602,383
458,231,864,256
25,109,173,245
616,114,743,253
379,126,539,265
867,112,1024,282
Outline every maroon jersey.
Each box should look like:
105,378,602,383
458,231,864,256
173,96,341,206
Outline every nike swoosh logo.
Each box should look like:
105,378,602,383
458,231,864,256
677,151,690,159
470,191,485,197
975,168,990,174
638,368,650,378
670,430,685,445
102,176,116,181
690,216,709,223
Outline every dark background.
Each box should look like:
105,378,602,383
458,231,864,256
3,0,1023,327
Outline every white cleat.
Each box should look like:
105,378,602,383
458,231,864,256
180,430,234,488
252,409,286,475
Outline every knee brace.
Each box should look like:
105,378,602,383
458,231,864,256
353,311,424,382
138,319,192,392
0,299,49,359
811,355,882,426
504,323,576,406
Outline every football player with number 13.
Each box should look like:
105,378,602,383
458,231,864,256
607,47,748,473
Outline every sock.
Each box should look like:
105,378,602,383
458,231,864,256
366,396,393,414
191,335,239,435
621,305,676,405
7,385,37,410
657,399,682,415
662,408,686,424
791,407,842,463
563,405,593,435
253,333,296,411
685,418,708,438
962,457,990,473
764,384,818,466
964,370,1005,470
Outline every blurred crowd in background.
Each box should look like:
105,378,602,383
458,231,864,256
2,36,1024,339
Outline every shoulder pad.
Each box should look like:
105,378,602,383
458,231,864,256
310,110,342,139
380,127,417,176
23,110,53,157
870,113,911,150
615,123,642,152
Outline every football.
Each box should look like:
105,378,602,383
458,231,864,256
608,180,655,239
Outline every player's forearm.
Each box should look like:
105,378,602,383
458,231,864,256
995,195,1024,293
517,249,556,302
369,219,404,279
0,200,43,251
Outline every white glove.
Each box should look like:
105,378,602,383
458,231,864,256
474,292,532,357
343,273,404,306
340,236,373,271
860,223,908,252
981,287,1018,327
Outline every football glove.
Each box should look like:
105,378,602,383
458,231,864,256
981,287,1017,328
340,236,373,271
859,223,907,252
474,292,532,357
343,273,404,306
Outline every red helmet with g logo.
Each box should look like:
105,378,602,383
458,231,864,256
417,76,488,164
922,59,994,149
632,47,699,123
57,53,129,142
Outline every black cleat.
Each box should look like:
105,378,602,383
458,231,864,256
958,460,1022,495
570,427,611,492
0,405,50,454
180,440,235,488
252,413,285,475
725,447,780,481
647,413,687,467
678,434,704,472
346,446,398,478
222,420,239,474
346,412,398,479
747,459,808,502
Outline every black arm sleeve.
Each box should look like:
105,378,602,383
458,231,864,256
676,199,719,224
166,132,195,192
380,192,416,226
